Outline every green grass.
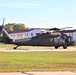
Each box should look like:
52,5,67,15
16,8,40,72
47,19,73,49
0,43,76,72
0,43,15,48
0,43,38,49
0,52,76,72
0,43,50,48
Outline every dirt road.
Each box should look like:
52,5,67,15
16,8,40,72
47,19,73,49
0,72,76,75
0,47,76,52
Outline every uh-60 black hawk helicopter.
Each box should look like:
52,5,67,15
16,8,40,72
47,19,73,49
0,18,75,49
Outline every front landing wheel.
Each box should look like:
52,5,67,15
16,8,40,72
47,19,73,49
63,45,67,49
55,46,58,49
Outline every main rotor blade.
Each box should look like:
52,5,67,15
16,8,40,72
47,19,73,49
60,27,73,30
0,17,5,37
2,17,5,27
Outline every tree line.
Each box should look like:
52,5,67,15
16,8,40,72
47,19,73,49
5,23,28,33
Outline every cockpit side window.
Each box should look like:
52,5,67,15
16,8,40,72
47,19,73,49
54,37,59,42
66,36,74,42
70,37,74,41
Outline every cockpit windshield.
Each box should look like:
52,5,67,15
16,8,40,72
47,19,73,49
67,36,74,42
70,36,74,41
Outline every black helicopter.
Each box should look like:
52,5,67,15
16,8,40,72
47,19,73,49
0,18,75,49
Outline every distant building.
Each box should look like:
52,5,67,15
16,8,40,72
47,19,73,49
9,28,47,40
9,28,76,44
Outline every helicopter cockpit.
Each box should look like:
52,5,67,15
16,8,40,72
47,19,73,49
65,36,75,46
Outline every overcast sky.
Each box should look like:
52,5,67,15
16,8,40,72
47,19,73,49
0,0,76,28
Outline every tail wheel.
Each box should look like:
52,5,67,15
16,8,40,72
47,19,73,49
63,45,67,49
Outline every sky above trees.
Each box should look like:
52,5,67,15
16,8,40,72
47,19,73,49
0,0,76,28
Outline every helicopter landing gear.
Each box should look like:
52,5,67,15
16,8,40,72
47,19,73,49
55,46,59,49
55,45,67,49
13,45,20,49
63,45,67,49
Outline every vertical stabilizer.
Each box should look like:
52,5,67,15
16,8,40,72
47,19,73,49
0,18,12,42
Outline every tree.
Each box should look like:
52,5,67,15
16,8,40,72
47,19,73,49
5,23,28,33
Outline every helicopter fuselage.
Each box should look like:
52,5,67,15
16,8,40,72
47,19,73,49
2,32,75,49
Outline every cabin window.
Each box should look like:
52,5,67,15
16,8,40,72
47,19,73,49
25,33,28,36
67,36,74,42
27,33,28,36
25,33,27,36
31,33,33,36
10,35,15,38
17,34,23,37
50,38,53,42
54,38,59,42
36,33,40,36
59,38,64,42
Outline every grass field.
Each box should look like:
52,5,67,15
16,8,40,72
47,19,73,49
0,43,50,48
0,51,76,72
0,43,76,72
